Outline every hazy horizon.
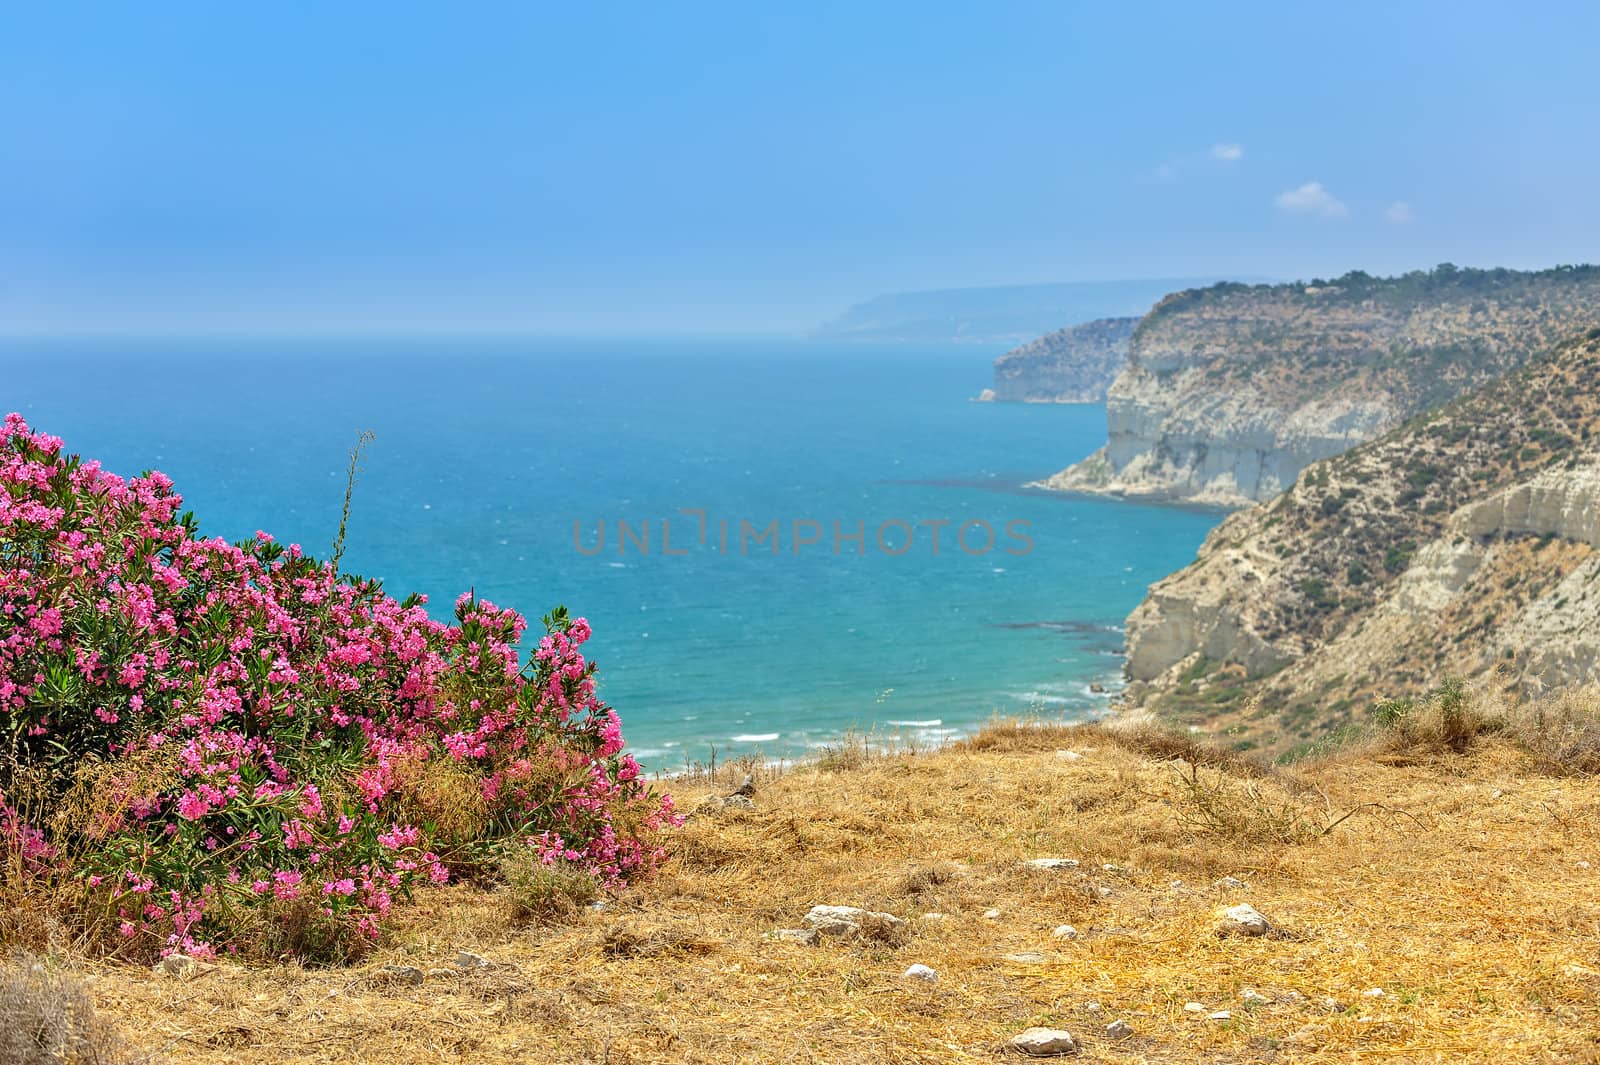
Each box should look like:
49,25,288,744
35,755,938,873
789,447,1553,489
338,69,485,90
5,2,1600,336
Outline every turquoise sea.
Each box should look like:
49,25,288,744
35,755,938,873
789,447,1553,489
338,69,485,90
1,338,1219,767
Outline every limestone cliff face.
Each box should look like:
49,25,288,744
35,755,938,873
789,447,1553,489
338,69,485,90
986,317,1135,403
1038,266,1600,506
1120,333,1600,754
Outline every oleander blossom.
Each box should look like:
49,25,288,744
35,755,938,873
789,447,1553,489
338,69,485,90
0,414,677,958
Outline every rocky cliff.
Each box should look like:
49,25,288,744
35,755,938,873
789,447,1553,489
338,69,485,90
1121,330,1600,754
1037,265,1600,506
980,317,1136,403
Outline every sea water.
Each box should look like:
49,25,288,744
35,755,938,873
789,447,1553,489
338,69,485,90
1,337,1220,766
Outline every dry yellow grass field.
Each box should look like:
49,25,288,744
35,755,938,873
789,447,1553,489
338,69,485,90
34,715,1600,1064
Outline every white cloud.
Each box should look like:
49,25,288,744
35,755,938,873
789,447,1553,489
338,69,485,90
1275,181,1349,218
1210,142,1243,162
1385,201,1414,224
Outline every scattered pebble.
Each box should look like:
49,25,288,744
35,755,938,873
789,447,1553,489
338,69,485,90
1183,1002,1206,1014
1083,1001,1103,1014
1281,990,1306,1004
1054,750,1085,762
983,908,1002,920
1170,879,1186,890
1320,997,1345,1011
1213,876,1248,890
1577,861,1592,870
1106,1019,1133,1040
150,955,204,980
425,968,456,980
1362,987,1386,998
768,928,820,946
381,965,425,986
1218,903,1271,937
902,963,938,984
1052,924,1080,940
1101,863,1122,873
454,951,490,970
920,912,948,921
1095,885,1114,898
1009,1027,1078,1057
802,905,907,941
1208,1010,1232,1022
1240,988,1270,1005
1024,858,1081,872
721,794,756,811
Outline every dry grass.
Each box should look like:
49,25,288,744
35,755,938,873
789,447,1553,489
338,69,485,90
1,955,144,1065
18,713,1600,1064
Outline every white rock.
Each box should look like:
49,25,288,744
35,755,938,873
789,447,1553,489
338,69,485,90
1240,988,1270,1004
801,904,906,940
1208,1010,1233,1022
1009,1027,1078,1057
1281,990,1306,1004
150,954,202,979
1054,750,1085,762
1170,880,1186,889
454,951,490,969
983,908,1003,920
1577,861,1592,870
1024,858,1081,872
902,963,938,984
1051,924,1080,940
1183,1002,1206,1014
1095,885,1114,898
1320,997,1345,1011
1361,987,1386,998
382,965,425,986
1219,903,1271,937
1083,1001,1103,1014
1106,1019,1133,1040
722,794,756,811
1101,863,1122,873
920,911,948,921
1213,876,1248,890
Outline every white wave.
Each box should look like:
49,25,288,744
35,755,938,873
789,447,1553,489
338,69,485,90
731,732,780,743
886,718,942,727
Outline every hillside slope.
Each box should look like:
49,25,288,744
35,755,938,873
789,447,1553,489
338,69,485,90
1123,331,1600,753
980,316,1136,402
1038,265,1600,505
812,279,1209,345
64,719,1600,1064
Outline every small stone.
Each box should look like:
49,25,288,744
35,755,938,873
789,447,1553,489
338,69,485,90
454,951,490,970
1095,885,1113,898
382,965,425,986
1240,988,1270,1005
983,908,1002,920
768,928,820,945
1052,924,1080,940
1001,951,1048,964
1101,863,1122,873
1054,750,1084,762
1320,997,1345,1011
1169,880,1186,889
1024,858,1081,872
722,794,756,811
1183,1002,1206,1014
921,912,948,921
1218,903,1271,937
1213,876,1248,890
426,968,456,980
902,963,938,984
1105,1019,1133,1040
1577,861,1592,870
150,954,201,979
1083,1001,1103,1014
1281,990,1306,1004
1361,987,1386,998
588,900,608,912
1208,1010,1232,1022
1009,1027,1078,1057
801,904,906,941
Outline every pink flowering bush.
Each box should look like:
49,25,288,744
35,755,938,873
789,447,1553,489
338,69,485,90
0,414,675,960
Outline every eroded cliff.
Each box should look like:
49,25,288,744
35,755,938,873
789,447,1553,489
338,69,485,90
984,317,1136,403
1038,265,1600,505
1121,331,1600,754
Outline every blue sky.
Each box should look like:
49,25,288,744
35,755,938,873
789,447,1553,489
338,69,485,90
4,1,1599,334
